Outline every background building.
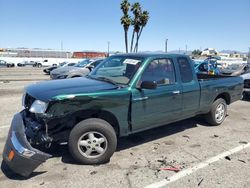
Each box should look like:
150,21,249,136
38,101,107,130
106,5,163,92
72,51,107,58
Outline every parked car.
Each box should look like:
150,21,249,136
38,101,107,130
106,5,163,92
43,62,76,75
17,61,40,67
221,63,249,76
0,60,15,67
50,59,103,79
2,53,243,177
241,65,250,99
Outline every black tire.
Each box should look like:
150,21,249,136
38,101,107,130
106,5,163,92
242,92,250,101
205,98,227,126
68,118,117,164
37,63,42,68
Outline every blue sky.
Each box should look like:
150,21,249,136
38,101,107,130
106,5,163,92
0,0,249,52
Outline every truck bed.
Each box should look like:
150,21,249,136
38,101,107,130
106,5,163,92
197,73,234,81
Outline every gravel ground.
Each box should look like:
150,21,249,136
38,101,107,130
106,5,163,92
0,67,249,188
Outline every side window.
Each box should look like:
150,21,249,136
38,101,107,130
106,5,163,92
140,58,176,85
177,57,193,83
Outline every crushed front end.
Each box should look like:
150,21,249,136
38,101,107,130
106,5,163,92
2,93,53,177
3,111,52,177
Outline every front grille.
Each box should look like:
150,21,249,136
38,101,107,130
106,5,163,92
24,94,36,110
244,79,250,89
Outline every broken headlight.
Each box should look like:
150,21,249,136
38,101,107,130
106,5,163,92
29,100,48,114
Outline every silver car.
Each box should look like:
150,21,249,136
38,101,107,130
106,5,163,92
241,65,250,98
50,59,104,79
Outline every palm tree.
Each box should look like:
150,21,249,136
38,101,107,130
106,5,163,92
120,15,131,53
134,11,149,52
130,2,141,53
120,0,131,53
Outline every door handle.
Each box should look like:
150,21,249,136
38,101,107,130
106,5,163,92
133,96,149,101
172,90,180,94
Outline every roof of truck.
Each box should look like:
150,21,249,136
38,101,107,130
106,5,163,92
111,53,189,59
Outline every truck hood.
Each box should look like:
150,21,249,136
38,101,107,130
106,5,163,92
26,77,118,102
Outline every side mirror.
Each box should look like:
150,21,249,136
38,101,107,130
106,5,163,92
86,65,95,71
140,81,157,89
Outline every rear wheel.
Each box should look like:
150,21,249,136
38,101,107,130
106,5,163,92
205,98,227,126
68,118,117,164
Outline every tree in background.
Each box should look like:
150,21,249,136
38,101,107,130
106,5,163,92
130,2,141,53
120,0,131,53
192,49,202,56
134,10,149,52
120,0,149,53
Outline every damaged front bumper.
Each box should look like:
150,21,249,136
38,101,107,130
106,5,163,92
3,112,51,177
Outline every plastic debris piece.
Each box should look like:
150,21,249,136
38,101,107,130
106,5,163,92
159,167,180,172
238,159,246,163
225,156,231,161
239,141,248,144
198,178,204,186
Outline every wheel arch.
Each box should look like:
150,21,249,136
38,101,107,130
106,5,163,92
214,92,231,105
73,109,120,137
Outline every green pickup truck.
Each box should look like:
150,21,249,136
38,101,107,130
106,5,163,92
3,53,243,177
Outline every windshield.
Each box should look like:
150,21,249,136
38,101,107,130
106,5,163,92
74,59,90,67
89,56,144,85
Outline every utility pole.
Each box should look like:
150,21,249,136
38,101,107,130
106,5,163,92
248,47,250,64
60,40,63,58
165,39,168,53
107,41,110,57
185,45,188,54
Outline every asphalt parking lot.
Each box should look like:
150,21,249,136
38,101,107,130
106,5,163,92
0,67,250,188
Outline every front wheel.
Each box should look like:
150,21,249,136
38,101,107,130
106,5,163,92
205,98,227,126
68,118,117,164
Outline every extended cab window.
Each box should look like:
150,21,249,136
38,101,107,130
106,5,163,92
177,57,193,83
140,58,176,85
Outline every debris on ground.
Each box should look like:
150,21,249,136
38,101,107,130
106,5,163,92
238,159,246,163
198,178,204,186
239,141,248,144
130,152,133,156
225,156,231,161
63,167,67,170
90,171,97,175
40,182,45,185
159,167,180,172
183,135,190,139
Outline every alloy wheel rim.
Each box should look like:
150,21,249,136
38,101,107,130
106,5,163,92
77,131,108,159
215,103,225,123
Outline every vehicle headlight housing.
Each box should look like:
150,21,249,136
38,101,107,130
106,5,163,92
29,100,48,114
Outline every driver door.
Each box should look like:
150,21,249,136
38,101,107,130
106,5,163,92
131,58,182,132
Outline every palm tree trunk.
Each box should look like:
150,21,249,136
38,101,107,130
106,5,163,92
134,27,144,52
133,32,139,52
124,30,128,53
130,30,135,53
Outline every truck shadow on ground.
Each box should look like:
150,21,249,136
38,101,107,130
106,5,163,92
53,116,211,164
0,116,211,180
